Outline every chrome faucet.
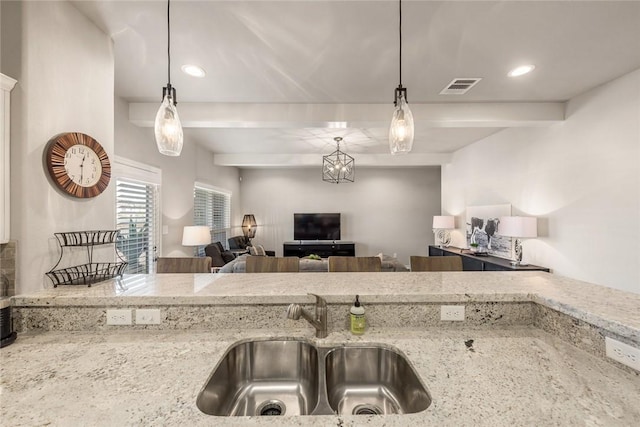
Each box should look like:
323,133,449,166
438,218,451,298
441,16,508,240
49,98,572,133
286,293,328,338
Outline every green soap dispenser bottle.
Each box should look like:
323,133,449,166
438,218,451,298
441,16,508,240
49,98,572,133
350,295,365,335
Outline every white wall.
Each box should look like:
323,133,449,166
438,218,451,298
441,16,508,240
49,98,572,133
239,167,441,264
114,97,241,256
2,1,115,294
442,69,640,294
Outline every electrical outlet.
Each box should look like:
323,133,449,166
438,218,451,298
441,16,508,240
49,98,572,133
106,309,132,325
135,309,161,325
441,305,465,321
605,337,640,371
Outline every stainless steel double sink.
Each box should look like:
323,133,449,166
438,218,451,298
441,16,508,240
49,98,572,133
196,338,431,417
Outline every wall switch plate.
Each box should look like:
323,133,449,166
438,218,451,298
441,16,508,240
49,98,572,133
106,309,132,325
135,309,161,325
605,337,640,371
441,305,465,321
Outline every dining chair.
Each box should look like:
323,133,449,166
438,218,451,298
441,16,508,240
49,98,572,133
327,256,382,272
245,256,300,273
156,257,212,273
409,255,463,272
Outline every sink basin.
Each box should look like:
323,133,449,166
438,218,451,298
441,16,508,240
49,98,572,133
197,339,431,417
196,338,319,416
325,345,431,415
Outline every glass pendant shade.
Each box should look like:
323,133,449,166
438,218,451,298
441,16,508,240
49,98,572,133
154,91,183,156
389,90,414,155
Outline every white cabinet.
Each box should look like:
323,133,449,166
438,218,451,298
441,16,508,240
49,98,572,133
0,74,17,244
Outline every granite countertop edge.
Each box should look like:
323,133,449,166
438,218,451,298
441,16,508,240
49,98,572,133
9,271,640,343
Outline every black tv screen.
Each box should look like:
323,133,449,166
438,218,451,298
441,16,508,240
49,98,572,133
294,213,341,240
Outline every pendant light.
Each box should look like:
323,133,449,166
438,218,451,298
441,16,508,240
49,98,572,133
323,137,355,184
389,0,414,155
154,0,184,156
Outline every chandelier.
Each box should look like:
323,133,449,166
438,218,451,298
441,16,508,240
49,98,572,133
322,137,355,184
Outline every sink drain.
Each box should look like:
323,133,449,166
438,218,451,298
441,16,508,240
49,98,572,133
352,404,383,415
256,400,286,416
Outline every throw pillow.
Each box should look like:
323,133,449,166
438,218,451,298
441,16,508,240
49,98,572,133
221,250,235,263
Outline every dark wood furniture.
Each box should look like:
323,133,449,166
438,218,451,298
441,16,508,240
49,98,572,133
428,245,550,272
283,241,355,258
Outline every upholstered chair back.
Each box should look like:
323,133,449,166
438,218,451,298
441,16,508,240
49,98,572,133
228,236,249,250
245,256,300,273
156,257,212,273
409,255,463,272
327,256,382,272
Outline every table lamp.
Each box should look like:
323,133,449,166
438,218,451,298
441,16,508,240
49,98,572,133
498,216,537,266
242,214,257,244
433,215,454,248
182,226,211,255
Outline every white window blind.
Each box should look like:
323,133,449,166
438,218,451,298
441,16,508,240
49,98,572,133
116,178,159,273
194,184,231,253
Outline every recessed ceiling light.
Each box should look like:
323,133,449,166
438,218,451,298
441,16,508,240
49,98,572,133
181,64,206,78
508,65,535,77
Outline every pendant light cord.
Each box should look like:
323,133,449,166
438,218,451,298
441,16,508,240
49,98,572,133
398,0,402,87
167,0,171,85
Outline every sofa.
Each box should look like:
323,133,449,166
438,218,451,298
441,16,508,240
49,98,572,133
228,236,276,257
218,254,408,273
227,236,250,251
204,242,236,268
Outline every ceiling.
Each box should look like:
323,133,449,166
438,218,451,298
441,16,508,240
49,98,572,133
72,0,640,167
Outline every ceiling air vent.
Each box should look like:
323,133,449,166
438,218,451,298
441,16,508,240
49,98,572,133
439,78,482,95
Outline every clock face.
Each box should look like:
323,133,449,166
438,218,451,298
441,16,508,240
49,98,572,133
64,144,103,187
46,133,111,198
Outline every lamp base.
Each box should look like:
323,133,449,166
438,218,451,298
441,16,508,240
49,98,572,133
434,229,451,248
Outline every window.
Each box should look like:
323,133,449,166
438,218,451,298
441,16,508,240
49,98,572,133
114,158,161,274
194,183,231,254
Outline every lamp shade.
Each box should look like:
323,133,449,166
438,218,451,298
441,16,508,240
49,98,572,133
182,226,211,246
242,214,257,239
498,216,537,238
433,215,454,229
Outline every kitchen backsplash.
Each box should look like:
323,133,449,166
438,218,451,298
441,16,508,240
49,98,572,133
0,241,16,297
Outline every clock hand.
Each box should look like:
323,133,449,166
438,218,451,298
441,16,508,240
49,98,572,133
80,153,86,183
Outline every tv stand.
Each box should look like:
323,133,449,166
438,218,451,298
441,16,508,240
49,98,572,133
283,241,355,258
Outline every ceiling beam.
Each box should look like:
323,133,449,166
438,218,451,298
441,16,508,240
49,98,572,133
130,102,565,129
213,153,452,168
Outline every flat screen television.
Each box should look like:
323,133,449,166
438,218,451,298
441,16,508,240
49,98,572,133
294,213,341,241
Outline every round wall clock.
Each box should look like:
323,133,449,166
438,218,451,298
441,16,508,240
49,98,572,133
45,132,111,198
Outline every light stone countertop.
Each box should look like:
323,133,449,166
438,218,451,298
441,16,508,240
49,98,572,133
12,271,640,341
2,326,640,426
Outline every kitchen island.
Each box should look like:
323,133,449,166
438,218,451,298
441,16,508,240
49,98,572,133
3,271,640,425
